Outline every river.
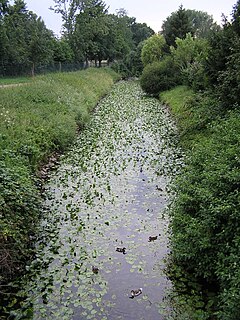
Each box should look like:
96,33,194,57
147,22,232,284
16,81,182,320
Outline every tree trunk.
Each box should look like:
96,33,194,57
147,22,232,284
31,62,35,77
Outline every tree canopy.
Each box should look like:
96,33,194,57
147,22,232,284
161,5,193,47
0,0,55,75
161,6,219,47
0,0,154,76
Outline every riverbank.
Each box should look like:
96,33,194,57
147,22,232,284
0,68,120,287
160,86,240,319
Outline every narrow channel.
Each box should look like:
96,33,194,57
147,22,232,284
18,81,182,320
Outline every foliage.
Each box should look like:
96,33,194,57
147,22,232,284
140,56,180,96
205,24,234,86
170,110,240,318
160,86,215,145
161,5,193,47
131,21,154,46
217,37,240,108
53,38,74,63
161,83,240,319
0,68,120,282
0,156,41,278
141,34,166,66
162,7,219,48
203,0,240,112
185,9,220,38
125,41,145,76
232,0,240,35
0,0,56,76
0,0,153,76
52,0,153,72
170,33,209,90
70,0,110,64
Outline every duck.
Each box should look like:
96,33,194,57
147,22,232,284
116,247,126,254
92,266,99,274
129,288,143,299
148,236,158,242
156,185,163,191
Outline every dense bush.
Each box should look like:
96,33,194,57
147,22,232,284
140,57,180,95
170,111,240,318
0,156,41,280
0,68,120,281
170,34,209,91
161,83,240,318
141,34,167,66
217,37,240,108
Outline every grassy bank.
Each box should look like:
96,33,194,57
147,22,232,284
0,76,32,85
160,87,240,319
0,68,120,283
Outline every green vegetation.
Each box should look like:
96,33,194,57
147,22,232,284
160,86,218,147
0,67,120,283
141,34,166,67
163,88,240,318
161,6,219,48
140,57,179,96
0,76,32,85
150,1,240,319
0,0,154,77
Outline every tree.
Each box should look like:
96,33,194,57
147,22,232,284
186,9,220,38
131,21,154,46
72,0,109,65
0,0,9,17
170,33,209,89
53,38,74,66
232,0,240,35
141,34,166,66
27,16,55,76
0,0,55,76
205,22,234,86
161,5,193,47
214,0,240,107
51,0,84,36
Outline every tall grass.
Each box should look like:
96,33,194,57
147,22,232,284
0,67,120,281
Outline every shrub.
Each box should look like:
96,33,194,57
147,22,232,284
170,110,240,318
141,34,167,66
140,57,180,96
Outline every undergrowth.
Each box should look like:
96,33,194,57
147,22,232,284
161,86,240,319
0,67,120,283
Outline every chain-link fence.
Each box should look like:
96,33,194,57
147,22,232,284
0,61,109,77
0,62,85,77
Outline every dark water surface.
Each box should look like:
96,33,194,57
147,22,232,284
17,81,182,319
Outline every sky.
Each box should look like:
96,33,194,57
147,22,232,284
22,0,236,36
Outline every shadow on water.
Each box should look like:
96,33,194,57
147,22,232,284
13,81,183,320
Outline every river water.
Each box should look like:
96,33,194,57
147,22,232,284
17,81,182,320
